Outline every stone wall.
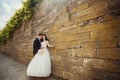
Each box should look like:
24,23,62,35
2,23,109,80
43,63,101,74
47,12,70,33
0,0,120,80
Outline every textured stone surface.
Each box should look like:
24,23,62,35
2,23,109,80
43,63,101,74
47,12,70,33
0,0,120,80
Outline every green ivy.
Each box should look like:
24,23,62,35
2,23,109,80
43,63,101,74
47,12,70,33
0,0,38,44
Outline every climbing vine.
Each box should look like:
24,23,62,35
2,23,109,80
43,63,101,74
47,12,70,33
0,0,38,44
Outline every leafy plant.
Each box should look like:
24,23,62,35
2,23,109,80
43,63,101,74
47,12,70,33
0,0,38,44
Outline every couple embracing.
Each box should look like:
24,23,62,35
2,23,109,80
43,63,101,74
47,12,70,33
27,33,54,77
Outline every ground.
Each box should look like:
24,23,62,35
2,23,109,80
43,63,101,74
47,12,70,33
0,53,65,80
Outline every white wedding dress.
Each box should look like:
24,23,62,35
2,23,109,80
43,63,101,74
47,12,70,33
27,41,51,77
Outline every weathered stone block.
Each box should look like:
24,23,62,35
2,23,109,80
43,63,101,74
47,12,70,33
97,48,120,60
71,48,77,57
77,48,96,58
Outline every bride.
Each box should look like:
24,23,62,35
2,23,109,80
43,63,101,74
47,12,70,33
27,34,54,77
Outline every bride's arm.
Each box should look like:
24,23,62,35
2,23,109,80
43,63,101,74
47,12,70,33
47,41,54,47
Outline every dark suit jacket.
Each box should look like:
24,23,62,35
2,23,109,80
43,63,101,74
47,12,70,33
33,38,41,56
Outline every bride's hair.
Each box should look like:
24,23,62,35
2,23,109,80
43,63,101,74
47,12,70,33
41,34,49,42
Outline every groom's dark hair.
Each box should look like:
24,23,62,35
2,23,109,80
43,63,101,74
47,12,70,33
39,33,43,36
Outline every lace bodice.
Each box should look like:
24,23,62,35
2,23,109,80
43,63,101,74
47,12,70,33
41,41,48,48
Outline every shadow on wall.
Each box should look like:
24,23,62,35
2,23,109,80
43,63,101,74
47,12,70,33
107,0,120,18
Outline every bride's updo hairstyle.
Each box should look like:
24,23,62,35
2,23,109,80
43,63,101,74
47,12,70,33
41,34,49,42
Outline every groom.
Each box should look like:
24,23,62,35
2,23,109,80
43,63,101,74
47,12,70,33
33,33,43,56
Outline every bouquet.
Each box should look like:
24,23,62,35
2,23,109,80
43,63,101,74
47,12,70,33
37,49,44,55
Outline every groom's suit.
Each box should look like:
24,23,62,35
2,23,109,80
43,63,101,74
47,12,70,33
33,38,41,56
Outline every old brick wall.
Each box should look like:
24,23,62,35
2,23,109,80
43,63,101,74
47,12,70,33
0,0,120,80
